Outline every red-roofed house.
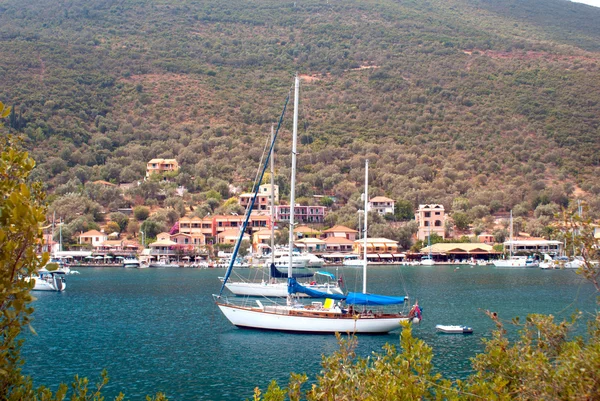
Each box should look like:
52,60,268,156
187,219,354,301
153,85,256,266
322,225,358,241
77,230,108,247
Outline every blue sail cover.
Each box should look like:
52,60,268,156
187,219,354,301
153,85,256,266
288,278,346,300
345,292,405,305
270,263,314,279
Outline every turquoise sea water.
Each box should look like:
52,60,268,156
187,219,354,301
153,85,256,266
22,266,598,400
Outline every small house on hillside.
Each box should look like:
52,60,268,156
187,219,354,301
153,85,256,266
146,158,179,178
368,196,395,215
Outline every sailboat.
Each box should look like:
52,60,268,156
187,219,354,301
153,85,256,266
214,77,421,333
493,211,538,268
420,224,435,266
221,124,343,298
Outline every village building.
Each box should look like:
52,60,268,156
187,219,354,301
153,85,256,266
368,196,395,215
416,204,446,241
294,237,327,253
420,243,499,263
77,230,108,248
322,225,359,241
217,228,250,245
502,239,563,256
238,184,279,212
275,204,326,224
293,225,322,240
352,237,399,256
322,236,355,253
252,228,278,255
146,158,179,177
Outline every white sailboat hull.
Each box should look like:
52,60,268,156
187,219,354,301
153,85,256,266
224,281,344,297
216,301,408,333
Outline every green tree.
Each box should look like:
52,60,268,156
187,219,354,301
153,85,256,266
110,212,129,233
133,205,150,221
452,211,471,231
394,199,414,221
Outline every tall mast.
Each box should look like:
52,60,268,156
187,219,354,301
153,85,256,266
270,124,275,266
363,159,368,294
509,210,513,257
288,76,299,282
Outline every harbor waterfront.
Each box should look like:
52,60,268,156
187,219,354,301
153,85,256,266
23,265,598,400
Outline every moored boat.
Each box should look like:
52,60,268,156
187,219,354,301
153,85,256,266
26,269,67,292
215,81,421,334
436,324,473,334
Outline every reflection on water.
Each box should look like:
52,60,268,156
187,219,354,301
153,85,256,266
22,266,597,400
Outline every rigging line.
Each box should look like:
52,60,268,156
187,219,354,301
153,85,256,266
218,90,291,297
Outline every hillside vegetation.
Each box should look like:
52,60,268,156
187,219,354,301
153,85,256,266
1,0,599,234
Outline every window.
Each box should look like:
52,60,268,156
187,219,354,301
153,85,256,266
435,220,442,227
424,212,431,217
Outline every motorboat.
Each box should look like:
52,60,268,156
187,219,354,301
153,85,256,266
304,252,325,268
564,256,585,269
420,255,435,266
436,324,473,334
539,253,558,269
148,260,179,268
342,254,363,267
26,269,67,292
493,256,539,268
123,258,142,268
267,251,308,269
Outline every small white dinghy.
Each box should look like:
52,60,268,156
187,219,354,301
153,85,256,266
436,324,473,334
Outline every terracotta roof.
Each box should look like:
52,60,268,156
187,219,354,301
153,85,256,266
370,196,394,202
421,243,495,253
79,230,106,237
323,225,358,233
294,225,321,233
324,237,354,244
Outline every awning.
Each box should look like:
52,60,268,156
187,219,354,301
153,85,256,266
94,256,103,260
378,254,393,258
392,253,406,258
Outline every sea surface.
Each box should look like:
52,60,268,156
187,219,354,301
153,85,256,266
22,265,598,400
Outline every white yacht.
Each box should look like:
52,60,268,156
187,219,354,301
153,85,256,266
342,254,363,267
27,269,67,292
123,258,142,268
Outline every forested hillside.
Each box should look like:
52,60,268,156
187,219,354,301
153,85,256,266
1,0,599,237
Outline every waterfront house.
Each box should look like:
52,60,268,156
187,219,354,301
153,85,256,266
275,204,326,224
420,243,499,262
252,228,278,255
416,204,446,241
146,158,179,178
148,236,178,261
502,239,563,256
323,236,355,253
77,230,108,248
178,216,204,236
171,232,205,247
294,237,327,253
353,238,399,256
322,225,359,241
217,228,250,245
368,196,395,215
293,225,322,240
